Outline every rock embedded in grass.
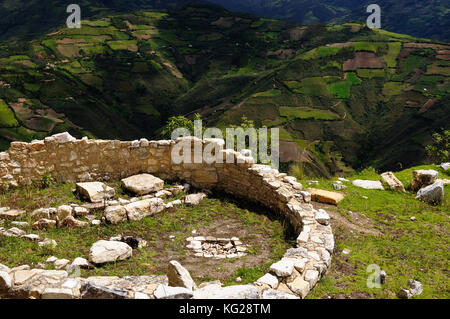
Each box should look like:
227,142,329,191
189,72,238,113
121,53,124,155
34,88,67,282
184,193,207,206
408,279,423,296
124,198,165,221
1,227,26,237
440,163,450,171
381,171,405,192
411,169,439,192
307,188,345,205
352,179,384,190
76,182,115,203
415,181,444,205
38,238,57,248
89,240,132,264
32,218,56,230
59,216,88,228
105,205,127,224
0,207,26,220
121,173,164,196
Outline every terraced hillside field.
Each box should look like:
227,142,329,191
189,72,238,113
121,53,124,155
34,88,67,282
0,3,449,176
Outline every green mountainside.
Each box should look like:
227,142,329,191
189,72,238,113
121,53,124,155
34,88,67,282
1,0,449,41
207,0,450,42
0,2,449,176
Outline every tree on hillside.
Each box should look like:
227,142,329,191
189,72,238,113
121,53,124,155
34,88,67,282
426,130,449,163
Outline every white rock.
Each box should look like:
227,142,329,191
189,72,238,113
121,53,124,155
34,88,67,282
76,182,115,203
73,207,89,217
0,263,10,272
167,260,197,291
121,174,164,195
23,234,40,241
3,227,26,237
262,289,299,299
342,248,351,255
193,284,260,299
257,273,279,288
125,198,165,221
315,209,330,225
11,221,29,227
287,276,310,298
54,259,71,270
134,292,151,299
304,269,319,286
184,193,207,206
50,132,76,143
0,208,26,220
105,205,127,224
46,256,58,264
56,205,73,220
398,288,412,299
71,257,91,269
89,240,132,264
0,271,12,292
41,287,74,299
408,279,423,296
352,179,384,190
269,260,294,277
440,163,450,171
416,181,444,205
153,284,193,299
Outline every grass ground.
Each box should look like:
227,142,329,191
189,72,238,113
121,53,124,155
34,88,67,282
0,183,292,285
296,165,449,299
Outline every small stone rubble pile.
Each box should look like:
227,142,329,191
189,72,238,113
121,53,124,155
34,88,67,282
186,237,247,259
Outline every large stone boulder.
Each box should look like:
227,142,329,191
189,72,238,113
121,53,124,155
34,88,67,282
415,181,444,205
381,172,405,192
440,163,450,171
352,179,384,190
121,174,164,196
167,260,197,291
411,169,438,192
89,240,132,264
124,198,165,221
76,182,115,203
307,188,345,205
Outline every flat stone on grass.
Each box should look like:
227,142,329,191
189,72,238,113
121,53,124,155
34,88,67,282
121,174,164,195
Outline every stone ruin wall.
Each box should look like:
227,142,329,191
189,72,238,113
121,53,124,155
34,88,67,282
0,134,334,298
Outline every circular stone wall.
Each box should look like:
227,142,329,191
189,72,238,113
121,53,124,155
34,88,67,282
0,133,334,299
